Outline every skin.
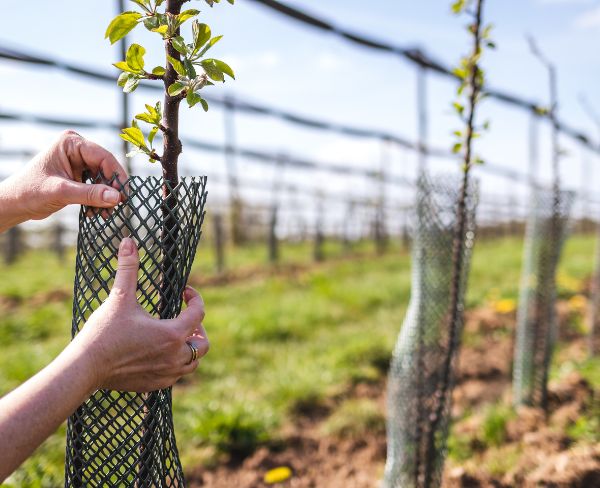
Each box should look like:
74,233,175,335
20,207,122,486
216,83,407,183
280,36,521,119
0,131,209,483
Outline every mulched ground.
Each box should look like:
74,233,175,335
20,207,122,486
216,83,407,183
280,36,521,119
187,303,599,488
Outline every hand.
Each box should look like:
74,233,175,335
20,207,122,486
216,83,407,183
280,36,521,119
73,238,209,393
0,130,127,230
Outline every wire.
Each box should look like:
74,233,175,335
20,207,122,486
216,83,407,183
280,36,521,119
0,109,548,189
245,0,598,151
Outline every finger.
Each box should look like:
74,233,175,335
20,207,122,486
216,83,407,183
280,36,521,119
175,287,205,335
179,337,209,367
65,135,128,184
60,179,122,208
111,238,139,300
188,335,210,360
180,360,199,377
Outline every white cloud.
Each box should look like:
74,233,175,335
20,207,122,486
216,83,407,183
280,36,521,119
574,5,600,27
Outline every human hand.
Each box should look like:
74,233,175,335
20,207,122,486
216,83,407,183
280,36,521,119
73,237,209,393
0,130,127,228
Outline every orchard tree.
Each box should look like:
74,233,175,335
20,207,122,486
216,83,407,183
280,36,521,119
106,0,235,186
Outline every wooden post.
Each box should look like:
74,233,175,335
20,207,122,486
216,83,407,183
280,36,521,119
213,213,225,273
224,96,244,246
118,0,131,174
5,225,21,265
53,221,65,262
313,193,325,262
342,199,355,253
268,204,278,264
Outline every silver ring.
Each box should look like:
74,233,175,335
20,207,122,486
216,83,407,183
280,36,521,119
186,341,198,365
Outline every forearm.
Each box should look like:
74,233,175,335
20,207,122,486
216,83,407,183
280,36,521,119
0,336,96,482
0,175,30,233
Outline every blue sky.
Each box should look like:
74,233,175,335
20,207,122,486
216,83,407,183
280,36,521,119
1,0,600,228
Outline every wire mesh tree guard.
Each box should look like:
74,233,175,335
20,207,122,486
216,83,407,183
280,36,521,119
383,174,478,488
65,172,207,487
513,187,573,408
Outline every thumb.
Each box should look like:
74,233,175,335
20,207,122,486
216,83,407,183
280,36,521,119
111,238,139,300
61,179,122,208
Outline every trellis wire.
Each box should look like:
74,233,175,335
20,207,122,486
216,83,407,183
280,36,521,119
65,172,207,487
513,187,573,408
383,173,477,488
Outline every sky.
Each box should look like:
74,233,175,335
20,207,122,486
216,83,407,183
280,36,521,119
1,0,600,231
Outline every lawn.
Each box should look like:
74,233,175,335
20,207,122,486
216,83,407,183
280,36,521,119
0,233,597,486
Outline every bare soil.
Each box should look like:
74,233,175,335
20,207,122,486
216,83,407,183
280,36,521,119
188,304,599,488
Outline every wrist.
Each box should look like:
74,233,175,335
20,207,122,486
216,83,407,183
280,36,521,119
0,175,31,233
62,334,105,397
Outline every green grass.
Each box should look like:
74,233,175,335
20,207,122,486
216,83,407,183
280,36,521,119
0,233,598,486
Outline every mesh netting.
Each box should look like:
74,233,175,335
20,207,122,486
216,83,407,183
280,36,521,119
383,174,477,488
65,173,207,487
513,187,573,408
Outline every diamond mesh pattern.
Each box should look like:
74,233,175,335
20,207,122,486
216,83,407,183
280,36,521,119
513,188,573,408
383,174,478,488
65,172,207,487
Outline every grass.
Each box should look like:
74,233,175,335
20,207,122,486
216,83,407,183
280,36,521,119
0,233,598,486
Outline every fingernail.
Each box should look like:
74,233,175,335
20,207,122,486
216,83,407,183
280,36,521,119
120,237,134,256
183,286,193,301
103,188,120,204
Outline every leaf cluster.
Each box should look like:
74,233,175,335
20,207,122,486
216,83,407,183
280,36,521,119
450,0,493,169
105,0,235,163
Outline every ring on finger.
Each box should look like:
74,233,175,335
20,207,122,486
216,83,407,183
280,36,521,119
186,340,199,365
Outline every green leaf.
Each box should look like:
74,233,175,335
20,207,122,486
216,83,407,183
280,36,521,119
452,67,467,80
450,0,466,14
105,11,142,44
145,103,157,117
123,76,140,93
113,61,139,74
184,58,197,78
177,9,200,25
453,101,464,115
167,55,186,76
130,0,152,12
117,72,131,87
135,113,155,124
200,98,209,111
143,16,160,31
192,22,211,52
126,43,146,71
186,91,204,108
452,142,462,154
152,66,166,76
168,82,186,96
121,126,146,148
152,24,169,35
148,126,159,145
211,59,234,79
200,59,224,82
227,0,234,4
171,36,188,55
198,35,223,57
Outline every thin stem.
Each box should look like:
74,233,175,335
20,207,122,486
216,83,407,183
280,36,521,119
422,1,484,486
160,0,185,187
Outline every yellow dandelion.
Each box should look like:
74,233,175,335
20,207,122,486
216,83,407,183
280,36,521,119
557,273,581,293
494,298,516,314
264,466,292,484
568,294,587,312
